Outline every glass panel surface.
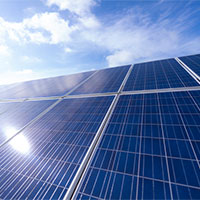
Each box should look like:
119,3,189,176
124,59,199,91
0,71,94,99
75,91,200,199
179,54,200,77
71,65,130,95
0,96,114,199
0,100,55,144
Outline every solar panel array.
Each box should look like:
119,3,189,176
0,55,200,199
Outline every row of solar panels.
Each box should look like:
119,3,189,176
0,54,199,199
0,91,199,199
0,54,199,99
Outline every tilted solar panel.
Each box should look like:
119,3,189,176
123,59,199,92
74,91,200,199
0,71,94,99
0,53,199,200
0,96,114,199
0,100,55,145
179,54,200,77
70,65,130,95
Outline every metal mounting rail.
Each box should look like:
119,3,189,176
1,86,200,104
121,86,200,96
64,64,133,200
175,57,200,85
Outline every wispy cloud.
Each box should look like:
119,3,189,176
0,0,199,69
76,3,200,66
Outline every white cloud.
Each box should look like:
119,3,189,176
64,47,73,53
106,50,133,67
0,45,11,57
16,69,33,75
23,12,77,44
46,0,96,16
21,56,42,63
0,1,199,69
0,12,77,45
79,15,100,29
46,0,100,29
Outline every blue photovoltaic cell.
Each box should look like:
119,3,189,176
179,54,200,77
0,71,94,99
0,96,114,199
0,100,55,145
70,65,130,95
75,90,200,199
123,58,199,91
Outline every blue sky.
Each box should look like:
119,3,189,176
0,0,199,84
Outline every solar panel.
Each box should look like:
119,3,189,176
123,59,199,91
0,96,114,199
0,71,94,99
0,100,55,144
0,54,200,199
70,65,130,95
74,91,200,199
179,54,200,77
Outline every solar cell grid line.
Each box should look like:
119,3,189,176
174,91,200,161
0,70,95,99
135,93,146,199
179,54,200,78
74,92,200,200
0,96,114,199
137,93,172,199
74,94,172,199
157,93,174,199
109,95,134,200
157,91,200,196
123,58,199,92
70,65,131,95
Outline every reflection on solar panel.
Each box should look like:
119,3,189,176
0,100,55,144
179,54,200,77
70,65,130,95
0,54,200,200
0,71,94,99
123,59,199,91
0,96,114,199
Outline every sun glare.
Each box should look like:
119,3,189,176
4,127,30,154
